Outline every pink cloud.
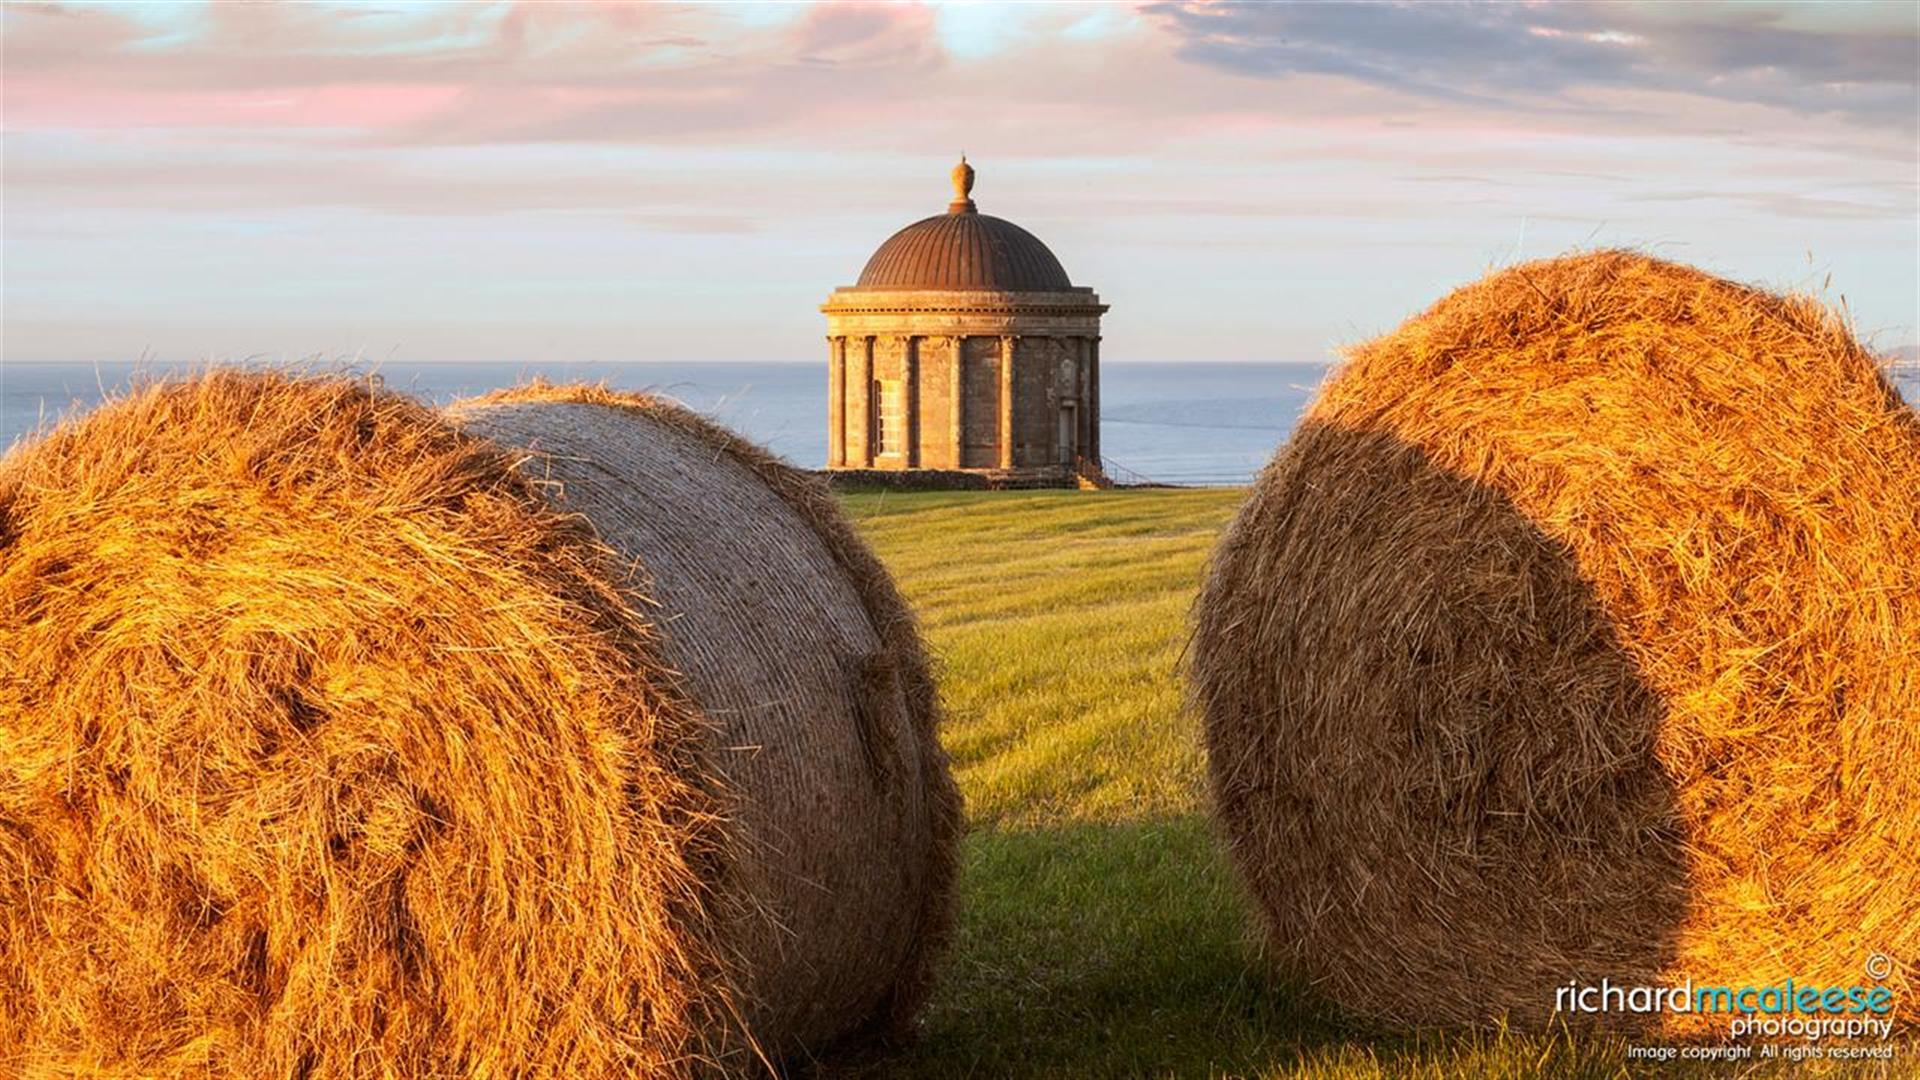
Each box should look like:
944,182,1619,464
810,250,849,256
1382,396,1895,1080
3,0,1909,161
4,77,470,130
3,0,1912,365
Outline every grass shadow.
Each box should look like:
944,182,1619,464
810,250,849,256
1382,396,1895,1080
808,817,1859,1079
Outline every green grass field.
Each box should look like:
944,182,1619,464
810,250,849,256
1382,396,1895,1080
826,489,1884,1080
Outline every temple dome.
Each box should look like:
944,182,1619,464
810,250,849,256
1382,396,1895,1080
852,158,1073,291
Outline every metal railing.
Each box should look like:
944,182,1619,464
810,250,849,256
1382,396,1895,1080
1075,454,1159,488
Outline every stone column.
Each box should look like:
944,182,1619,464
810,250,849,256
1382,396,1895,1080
1076,336,1092,465
998,335,1015,469
904,335,921,468
949,336,964,469
860,336,877,468
1088,335,1101,464
827,336,845,468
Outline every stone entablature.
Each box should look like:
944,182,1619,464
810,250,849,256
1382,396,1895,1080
821,290,1104,339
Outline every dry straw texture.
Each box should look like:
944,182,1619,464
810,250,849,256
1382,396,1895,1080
0,371,957,1077
1191,251,1919,1033
449,381,960,1058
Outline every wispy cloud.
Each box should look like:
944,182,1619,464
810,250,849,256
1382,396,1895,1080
1147,1,1919,127
3,1,1914,363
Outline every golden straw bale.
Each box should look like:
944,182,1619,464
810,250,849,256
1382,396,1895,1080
448,381,959,1056
0,371,958,1077
1191,251,1919,1033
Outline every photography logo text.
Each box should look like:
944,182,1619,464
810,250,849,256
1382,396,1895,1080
1554,955,1901,1064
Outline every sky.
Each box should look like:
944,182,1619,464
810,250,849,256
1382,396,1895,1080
4,0,1916,365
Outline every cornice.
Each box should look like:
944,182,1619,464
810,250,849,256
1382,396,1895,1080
821,287,1107,317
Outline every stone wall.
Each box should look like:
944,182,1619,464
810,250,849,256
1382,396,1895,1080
916,336,957,469
960,337,1001,469
1011,336,1061,465
820,467,1078,491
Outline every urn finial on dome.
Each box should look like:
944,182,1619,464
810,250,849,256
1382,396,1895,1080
949,154,976,214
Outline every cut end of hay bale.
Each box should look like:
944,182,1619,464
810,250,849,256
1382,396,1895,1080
1192,251,1920,1034
0,370,734,1076
1,369,959,1076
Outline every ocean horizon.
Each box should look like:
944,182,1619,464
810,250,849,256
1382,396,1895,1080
1,360,1335,486
6,359,1917,487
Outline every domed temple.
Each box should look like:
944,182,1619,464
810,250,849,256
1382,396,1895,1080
822,158,1107,485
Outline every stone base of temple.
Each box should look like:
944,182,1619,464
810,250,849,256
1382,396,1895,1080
819,465,1080,491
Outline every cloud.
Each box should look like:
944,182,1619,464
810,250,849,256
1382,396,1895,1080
4,1,1914,362
1629,188,1909,221
0,1,948,142
9,0,1909,156
1146,1,1919,128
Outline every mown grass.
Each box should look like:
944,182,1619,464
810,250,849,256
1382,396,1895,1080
851,489,1233,828
823,489,1892,1079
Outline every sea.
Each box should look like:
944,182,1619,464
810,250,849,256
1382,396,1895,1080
4,360,1917,487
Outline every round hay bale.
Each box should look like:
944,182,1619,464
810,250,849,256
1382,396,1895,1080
0,371,959,1077
1191,251,1919,1033
447,381,959,1053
